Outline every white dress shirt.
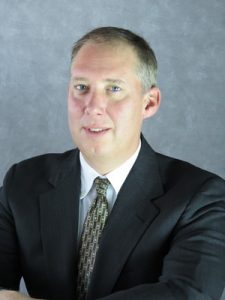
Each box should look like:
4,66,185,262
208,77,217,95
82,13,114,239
78,141,141,241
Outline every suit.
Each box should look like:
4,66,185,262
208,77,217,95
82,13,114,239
0,136,225,300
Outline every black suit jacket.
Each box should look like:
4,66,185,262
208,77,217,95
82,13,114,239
0,137,225,300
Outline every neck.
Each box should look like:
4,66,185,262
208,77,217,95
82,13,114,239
81,143,141,175
81,155,125,175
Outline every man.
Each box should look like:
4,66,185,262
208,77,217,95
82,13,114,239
0,27,225,300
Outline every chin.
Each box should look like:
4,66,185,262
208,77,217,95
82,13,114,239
80,143,109,156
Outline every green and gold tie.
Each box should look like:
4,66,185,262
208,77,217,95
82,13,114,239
76,177,110,300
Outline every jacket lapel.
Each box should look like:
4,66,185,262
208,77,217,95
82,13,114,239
87,138,164,299
39,149,81,299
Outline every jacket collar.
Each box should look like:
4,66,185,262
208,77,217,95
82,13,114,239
39,149,81,299
87,136,164,299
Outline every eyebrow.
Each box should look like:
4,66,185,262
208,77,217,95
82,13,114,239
72,77,88,82
72,77,126,85
104,79,126,85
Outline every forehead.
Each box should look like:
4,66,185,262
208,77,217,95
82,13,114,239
71,42,138,76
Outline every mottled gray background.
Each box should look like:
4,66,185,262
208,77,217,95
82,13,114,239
0,0,225,296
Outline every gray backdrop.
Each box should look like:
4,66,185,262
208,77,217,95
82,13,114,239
0,0,225,296
1,0,225,182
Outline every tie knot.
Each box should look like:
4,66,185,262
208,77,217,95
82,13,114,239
94,177,110,197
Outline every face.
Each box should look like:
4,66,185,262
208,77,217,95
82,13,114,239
68,42,159,173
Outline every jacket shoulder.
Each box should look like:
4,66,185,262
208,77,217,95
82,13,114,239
2,149,79,196
155,152,223,189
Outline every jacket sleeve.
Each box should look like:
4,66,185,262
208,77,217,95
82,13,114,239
98,177,225,300
0,165,21,290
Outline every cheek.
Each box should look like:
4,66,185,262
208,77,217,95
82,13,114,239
111,100,141,121
68,93,84,117
68,106,82,134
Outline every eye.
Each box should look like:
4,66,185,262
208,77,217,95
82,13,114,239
108,86,122,93
74,84,88,92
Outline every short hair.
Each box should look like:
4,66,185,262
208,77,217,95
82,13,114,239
71,26,158,91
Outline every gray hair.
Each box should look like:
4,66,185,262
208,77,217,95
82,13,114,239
71,27,157,91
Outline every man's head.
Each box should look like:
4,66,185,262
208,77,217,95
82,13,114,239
68,27,161,174
71,27,158,92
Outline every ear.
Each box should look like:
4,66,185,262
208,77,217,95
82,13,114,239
142,86,161,119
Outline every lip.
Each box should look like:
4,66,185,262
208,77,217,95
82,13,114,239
83,127,110,136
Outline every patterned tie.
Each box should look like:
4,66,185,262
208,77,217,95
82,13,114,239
76,177,110,300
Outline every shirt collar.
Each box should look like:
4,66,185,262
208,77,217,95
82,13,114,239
106,142,141,195
79,141,141,199
79,153,100,199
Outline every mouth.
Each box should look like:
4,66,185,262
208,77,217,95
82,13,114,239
84,127,110,135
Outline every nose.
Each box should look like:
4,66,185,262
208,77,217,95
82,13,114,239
84,91,107,115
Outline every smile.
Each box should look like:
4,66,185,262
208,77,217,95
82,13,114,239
89,128,106,132
84,127,110,135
